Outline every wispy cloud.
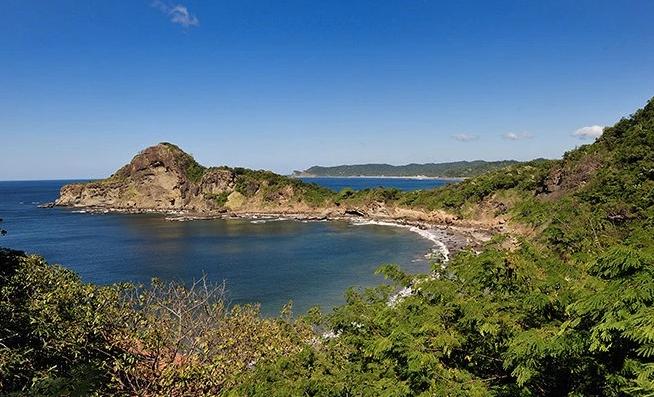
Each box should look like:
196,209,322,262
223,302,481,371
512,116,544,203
451,133,479,142
152,1,199,28
573,125,604,140
502,132,533,141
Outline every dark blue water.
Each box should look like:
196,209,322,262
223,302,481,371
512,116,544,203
0,180,434,315
299,177,457,192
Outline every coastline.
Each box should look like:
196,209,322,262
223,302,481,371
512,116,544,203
293,175,467,181
53,204,493,258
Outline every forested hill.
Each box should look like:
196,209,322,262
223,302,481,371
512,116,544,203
3,97,654,396
237,97,654,395
294,159,520,177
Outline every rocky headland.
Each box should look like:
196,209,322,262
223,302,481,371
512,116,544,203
55,143,500,251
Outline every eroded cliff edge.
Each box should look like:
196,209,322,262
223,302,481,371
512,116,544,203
55,143,501,243
56,143,348,215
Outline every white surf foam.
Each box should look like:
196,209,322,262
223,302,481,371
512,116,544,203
351,219,450,262
250,217,291,224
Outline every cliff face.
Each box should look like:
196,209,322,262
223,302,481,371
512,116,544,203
55,143,507,234
58,144,193,209
55,143,328,214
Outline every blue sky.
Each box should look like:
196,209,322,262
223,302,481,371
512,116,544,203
1,0,653,180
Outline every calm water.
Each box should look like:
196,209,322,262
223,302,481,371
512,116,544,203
299,176,457,192
0,180,436,315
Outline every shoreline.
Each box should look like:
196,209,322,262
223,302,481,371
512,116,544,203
292,175,467,181
51,204,494,258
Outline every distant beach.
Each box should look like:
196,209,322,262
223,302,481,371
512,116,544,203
292,175,466,180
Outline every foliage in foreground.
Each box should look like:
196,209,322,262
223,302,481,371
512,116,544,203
0,249,312,396
2,97,654,396
229,98,654,396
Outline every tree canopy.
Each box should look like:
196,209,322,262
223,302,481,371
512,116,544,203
2,97,654,396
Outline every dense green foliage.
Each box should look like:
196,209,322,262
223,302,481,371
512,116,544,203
231,167,334,207
0,249,124,395
205,191,231,207
397,159,553,213
2,98,654,395
296,160,520,178
228,98,654,395
0,250,312,396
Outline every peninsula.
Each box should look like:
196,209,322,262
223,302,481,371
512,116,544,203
54,143,502,234
293,160,519,178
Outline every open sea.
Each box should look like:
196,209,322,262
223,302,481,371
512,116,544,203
0,178,452,315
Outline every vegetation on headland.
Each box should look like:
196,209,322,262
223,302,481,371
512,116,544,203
2,97,654,395
230,167,334,207
294,160,521,178
60,143,525,215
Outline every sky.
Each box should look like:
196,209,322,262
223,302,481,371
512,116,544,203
1,0,653,180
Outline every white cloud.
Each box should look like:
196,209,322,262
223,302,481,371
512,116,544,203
451,133,479,142
152,1,199,28
573,125,604,140
169,5,199,27
502,132,533,141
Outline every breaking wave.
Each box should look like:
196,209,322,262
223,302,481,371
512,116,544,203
350,219,450,262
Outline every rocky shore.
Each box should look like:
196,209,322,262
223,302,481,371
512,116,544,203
52,203,491,258
54,143,498,255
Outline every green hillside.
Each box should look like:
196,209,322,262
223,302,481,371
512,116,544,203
296,160,520,178
2,97,654,396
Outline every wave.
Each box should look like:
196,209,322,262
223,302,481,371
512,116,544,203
250,217,291,224
350,219,450,262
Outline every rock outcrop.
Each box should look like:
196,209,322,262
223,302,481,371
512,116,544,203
55,143,326,214
59,144,196,210
54,143,500,236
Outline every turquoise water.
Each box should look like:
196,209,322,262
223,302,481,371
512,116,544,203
0,180,436,315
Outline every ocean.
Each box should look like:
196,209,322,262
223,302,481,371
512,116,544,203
0,178,452,315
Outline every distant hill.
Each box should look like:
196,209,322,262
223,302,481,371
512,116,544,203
294,160,520,178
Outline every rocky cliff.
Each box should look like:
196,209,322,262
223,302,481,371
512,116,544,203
55,143,334,215
54,143,500,236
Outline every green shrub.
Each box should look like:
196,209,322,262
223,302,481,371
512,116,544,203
5,97,654,396
0,250,313,396
0,249,126,395
205,191,230,207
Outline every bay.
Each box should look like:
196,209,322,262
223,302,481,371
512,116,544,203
0,180,438,315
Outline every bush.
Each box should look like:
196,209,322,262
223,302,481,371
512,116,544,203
0,249,126,395
0,250,313,396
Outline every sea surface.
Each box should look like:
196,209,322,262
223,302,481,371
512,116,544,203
299,176,457,192
0,179,446,315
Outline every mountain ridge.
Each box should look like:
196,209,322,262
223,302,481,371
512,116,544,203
294,159,521,177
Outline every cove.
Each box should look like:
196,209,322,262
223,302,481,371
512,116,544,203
1,180,437,315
